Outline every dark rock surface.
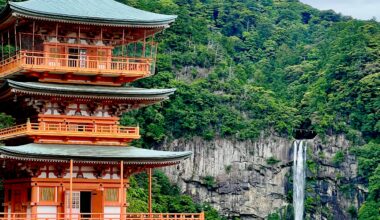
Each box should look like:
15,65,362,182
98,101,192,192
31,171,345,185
163,135,365,219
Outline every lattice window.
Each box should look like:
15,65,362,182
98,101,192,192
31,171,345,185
72,192,80,209
40,187,55,201
97,50,107,62
105,188,119,202
49,48,60,58
65,191,80,209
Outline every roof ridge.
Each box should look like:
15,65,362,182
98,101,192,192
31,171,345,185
8,0,177,27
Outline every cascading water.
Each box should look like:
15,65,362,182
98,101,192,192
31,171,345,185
293,140,306,220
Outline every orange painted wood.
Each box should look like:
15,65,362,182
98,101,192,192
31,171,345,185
38,115,120,124
31,185,38,216
0,51,153,85
91,190,104,219
0,212,205,220
0,19,185,220
0,121,140,145
69,159,73,220
30,178,130,184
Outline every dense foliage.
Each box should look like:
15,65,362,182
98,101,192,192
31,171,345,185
351,142,380,219
117,0,379,147
116,0,380,218
127,171,223,220
0,113,14,129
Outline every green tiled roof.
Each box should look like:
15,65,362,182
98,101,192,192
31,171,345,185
5,80,176,100
0,143,191,164
7,0,177,27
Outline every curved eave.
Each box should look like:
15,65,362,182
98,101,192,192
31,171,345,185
7,2,177,28
4,80,176,101
0,5,16,30
0,144,192,165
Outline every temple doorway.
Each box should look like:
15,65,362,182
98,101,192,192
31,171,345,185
80,191,92,218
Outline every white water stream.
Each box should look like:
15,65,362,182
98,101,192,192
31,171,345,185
293,140,306,220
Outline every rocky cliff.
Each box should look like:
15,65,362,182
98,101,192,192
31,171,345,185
163,135,365,220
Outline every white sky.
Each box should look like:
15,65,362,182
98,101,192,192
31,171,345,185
300,0,380,21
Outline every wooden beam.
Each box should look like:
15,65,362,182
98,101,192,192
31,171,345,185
14,23,17,52
122,29,125,56
32,21,35,51
56,23,59,52
31,183,38,217
7,30,10,57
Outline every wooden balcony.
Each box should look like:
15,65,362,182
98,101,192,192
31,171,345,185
0,212,205,220
0,122,140,145
0,51,153,85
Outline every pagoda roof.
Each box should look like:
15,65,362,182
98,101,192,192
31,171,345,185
2,80,176,101
0,143,191,165
3,0,177,28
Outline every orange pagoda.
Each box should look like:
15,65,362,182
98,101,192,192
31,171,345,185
0,0,201,219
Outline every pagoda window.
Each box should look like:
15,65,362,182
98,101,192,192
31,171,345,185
79,49,88,68
49,48,58,56
68,48,87,68
105,188,119,202
68,48,78,67
65,191,80,211
40,187,55,202
48,47,60,67
97,49,107,69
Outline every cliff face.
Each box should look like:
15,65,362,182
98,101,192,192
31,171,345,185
163,135,365,220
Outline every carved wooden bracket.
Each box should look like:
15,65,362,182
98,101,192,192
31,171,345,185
53,164,70,178
93,164,109,179
120,165,146,178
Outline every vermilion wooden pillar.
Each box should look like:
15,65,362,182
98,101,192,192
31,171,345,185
31,184,38,219
69,159,73,220
120,161,125,219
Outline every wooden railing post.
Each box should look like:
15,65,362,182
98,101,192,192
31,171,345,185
26,118,31,131
42,121,46,131
200,212,205,220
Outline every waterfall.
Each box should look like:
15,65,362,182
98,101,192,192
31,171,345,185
293,140,306,220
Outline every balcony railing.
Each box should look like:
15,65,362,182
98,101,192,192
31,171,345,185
0,51,153,79
0,122,140,141
0,212,205,220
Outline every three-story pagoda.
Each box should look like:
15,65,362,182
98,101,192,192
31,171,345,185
0,0,199,219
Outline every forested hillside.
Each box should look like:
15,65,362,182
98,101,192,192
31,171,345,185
118,0,379,145
116,0,379,219
0,0,378,219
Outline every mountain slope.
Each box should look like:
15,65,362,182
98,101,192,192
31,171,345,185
120,0,379,144
116,0,379,219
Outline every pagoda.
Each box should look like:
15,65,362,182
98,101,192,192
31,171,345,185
0,0,201,219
